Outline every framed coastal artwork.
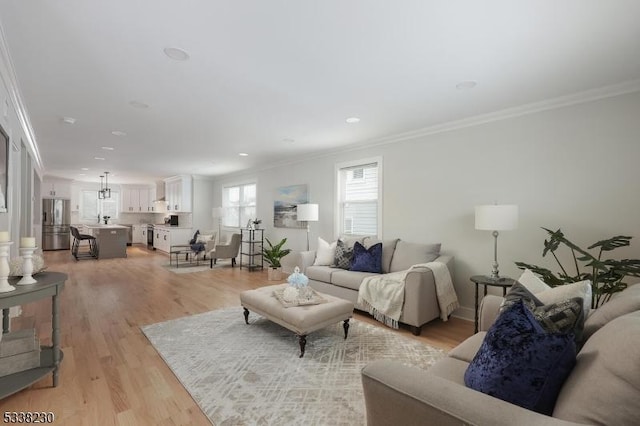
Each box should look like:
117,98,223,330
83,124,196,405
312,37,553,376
273,184,308,228
0,124,7,213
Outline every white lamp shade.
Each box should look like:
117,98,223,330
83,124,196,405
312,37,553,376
212,207,224,218
475,205,518,231
296,203,319,222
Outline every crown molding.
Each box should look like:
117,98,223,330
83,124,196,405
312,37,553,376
355,79,640,149
215,79,640,181
0,22,43,171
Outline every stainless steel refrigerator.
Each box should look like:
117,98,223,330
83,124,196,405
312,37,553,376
42,199,71,250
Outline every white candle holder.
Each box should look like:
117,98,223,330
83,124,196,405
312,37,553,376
17,246,38,285
0,241,15,293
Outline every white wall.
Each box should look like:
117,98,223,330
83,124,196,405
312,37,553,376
191,176,215,233
212,91,640,320
0,59,41,257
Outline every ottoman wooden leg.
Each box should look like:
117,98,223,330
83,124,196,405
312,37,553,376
243,308,250,324
343,319,350,339
298,335,307,358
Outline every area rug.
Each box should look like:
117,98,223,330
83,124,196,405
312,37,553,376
141,307,445,425
162,263,211,274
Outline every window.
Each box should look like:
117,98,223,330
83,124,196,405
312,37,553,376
222,182,256,228
81,190,120,222
336,158,382,237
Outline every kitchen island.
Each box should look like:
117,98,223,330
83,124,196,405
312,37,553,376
83,225,128,259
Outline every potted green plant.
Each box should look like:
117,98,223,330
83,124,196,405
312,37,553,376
262,237,292,280
516,228,640,308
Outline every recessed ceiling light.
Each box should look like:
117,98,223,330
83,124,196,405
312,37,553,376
111,130,127,137
163,47,190,61
78,173,86,176
239,152,249,157
62,116,76,125
456,80,477,90
94,157,105,160
101,146,115,151
345,117,360,124
81,167,89,171
129,100,150,109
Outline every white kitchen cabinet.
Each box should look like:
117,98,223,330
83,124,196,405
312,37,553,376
164,175,192,212
153,226,193,253
70,184,81,211
154,228,170,252
132,224,147,244
139,190,150,212
121,186,155,213
43,178,71,199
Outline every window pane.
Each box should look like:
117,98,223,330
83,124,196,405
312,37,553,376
224,207,239,227
242,184,256,205
223,183,257,228
343,201,377,236
344,164,378,201
101,192,120,219
228,187,239,204
82,191,98,221
337,161,380,236
240,206,256,227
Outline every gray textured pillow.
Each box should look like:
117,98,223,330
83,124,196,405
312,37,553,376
500,282,542,313
334,239,353,270
502,283,584,338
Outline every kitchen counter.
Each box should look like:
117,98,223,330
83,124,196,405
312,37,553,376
83,225,128,259
152,224,194,229
84,224,129,229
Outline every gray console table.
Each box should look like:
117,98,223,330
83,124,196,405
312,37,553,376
0,271,66,399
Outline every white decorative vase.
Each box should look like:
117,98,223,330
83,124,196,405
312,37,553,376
17,247,38,285
0,241,15,293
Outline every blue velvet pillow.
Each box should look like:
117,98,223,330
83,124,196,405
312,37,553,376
464,300,576,415
349,242,382,273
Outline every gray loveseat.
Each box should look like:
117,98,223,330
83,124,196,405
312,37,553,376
300,237,454,336
361,284,640,425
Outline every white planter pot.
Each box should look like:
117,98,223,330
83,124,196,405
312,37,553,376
267,267,283,281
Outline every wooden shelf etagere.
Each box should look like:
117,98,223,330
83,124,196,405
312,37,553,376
240,228,263,271
0,272,67,400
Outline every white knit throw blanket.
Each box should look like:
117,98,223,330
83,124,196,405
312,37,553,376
357,262,459,329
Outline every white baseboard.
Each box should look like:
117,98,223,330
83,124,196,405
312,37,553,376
451,306,474,322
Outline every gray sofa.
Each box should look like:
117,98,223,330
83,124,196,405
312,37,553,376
300,237,454,336
361,284,640,425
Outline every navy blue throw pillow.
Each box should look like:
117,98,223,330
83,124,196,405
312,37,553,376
464,300,576,415
350,242,382,273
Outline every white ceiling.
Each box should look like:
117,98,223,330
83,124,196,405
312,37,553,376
1,1,639,185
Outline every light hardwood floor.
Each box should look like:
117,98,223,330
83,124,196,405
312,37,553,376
0,245,473,425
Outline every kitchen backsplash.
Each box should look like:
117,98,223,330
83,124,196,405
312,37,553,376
71,211,193,226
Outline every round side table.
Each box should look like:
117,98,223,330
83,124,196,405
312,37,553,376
469,275,517,333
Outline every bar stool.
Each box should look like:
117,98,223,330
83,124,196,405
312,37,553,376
70,226,98,260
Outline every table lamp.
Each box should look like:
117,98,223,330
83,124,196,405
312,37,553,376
296,203,319,251
475,204,518,280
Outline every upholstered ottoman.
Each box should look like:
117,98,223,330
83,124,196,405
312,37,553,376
240,284,354,357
